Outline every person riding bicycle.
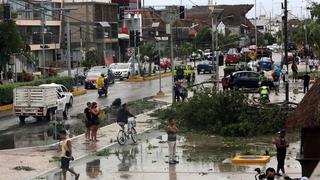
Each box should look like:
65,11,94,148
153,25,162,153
116,103,136,131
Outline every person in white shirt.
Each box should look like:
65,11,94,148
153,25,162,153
309,58,314,71
315,58,319,71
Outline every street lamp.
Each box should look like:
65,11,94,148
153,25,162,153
210,8,223,90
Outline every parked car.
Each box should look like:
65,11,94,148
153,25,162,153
225,48,241,65
40,83,74,107
228,71,274,90
197,63,214,74
84,68,115,89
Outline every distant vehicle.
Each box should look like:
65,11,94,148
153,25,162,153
40,83,73,107
228,71,274,90
13,86,68,123
160,58,171,71
58,67,87,85
109,63,134,80
190,52,202,61
256,48,272,60
197,63,214,74
225,48,241,65
204,49,212,60
84,68,115,89
258,57,273,71
247,61,258,71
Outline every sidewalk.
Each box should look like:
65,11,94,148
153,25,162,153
0,101,165,180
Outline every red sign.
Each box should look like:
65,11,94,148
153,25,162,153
121,27,129,34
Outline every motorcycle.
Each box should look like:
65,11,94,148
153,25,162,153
98,85,108,97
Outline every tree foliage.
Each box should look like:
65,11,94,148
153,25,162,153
153,89,291,137
81,49,97,68
0,21,25,66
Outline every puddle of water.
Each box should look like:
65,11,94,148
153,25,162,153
38,131,300,180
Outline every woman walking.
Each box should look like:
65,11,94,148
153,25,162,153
90,102,100,142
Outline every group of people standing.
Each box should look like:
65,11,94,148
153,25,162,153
83,102,101,142
174,80,188,102
308,58,320,71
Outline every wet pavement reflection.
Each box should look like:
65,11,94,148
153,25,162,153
36,130,300,180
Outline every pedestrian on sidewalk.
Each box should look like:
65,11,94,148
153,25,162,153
174,81,182,102
6,68,13,83
274,129,289,175
222,75,229,91
291,60,298,83
309,58,314,71
300,73,311,93
83,102,92,141
58,130,80,180
90,102,100,142
315,58,319,71
166,118,179,165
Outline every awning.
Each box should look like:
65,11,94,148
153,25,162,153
97,22,110,27
118,33,129,39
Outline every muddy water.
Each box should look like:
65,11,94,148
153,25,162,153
39,130,300,180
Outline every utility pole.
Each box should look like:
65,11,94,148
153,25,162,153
215,17,219,90
41,0,46,77
170,9,175,103
66,17,71,77
284,0,289,101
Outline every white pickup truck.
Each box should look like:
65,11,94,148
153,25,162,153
13,86,68,123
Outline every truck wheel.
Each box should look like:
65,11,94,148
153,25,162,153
63,107,68,120
19,116,26,124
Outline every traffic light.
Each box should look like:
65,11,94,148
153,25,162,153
3,4,11,21
135,30,141,47
119,8,124,21
129,30,135,47
179,6,185,19
64,33,68,50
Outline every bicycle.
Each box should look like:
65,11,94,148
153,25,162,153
117,118,138,145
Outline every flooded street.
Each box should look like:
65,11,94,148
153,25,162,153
37,130,301,180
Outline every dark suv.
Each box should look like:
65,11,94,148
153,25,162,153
228,71,273,90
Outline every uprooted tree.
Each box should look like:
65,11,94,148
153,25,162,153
153,88,296,137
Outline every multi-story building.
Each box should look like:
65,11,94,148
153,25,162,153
10,0,62,70
64,1,119,65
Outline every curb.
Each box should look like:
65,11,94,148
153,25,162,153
72,88,87,96
0,104,13,112
127,72,172,82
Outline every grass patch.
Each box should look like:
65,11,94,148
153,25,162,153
13,166,35,171
96,148,112,157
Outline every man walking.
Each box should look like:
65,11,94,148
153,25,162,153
301,73,311,93
166,118,179,164
58,130,80,180
274,129,289,175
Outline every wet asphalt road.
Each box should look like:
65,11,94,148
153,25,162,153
0,71,212,149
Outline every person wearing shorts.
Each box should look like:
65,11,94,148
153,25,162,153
58,130,80,180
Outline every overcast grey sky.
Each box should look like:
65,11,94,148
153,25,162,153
144,0,315,18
